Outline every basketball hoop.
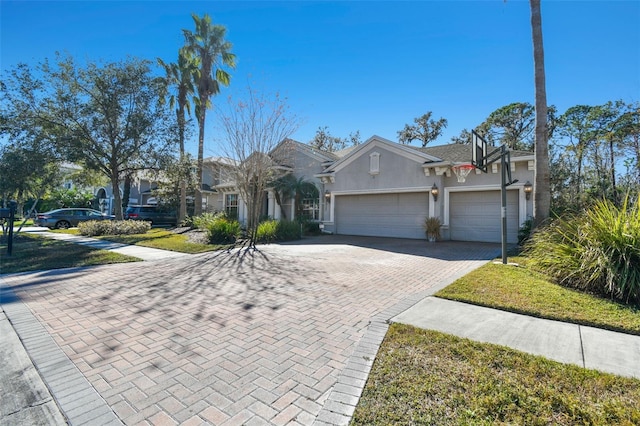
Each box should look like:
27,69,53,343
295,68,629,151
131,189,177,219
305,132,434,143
451,164,475,183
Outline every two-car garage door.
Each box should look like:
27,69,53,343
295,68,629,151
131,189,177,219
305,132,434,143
334,190,520,243
335,192,428,239
449,190,519,243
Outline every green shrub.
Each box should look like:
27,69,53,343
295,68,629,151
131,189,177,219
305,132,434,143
78,220,151,236
179,215,195,228
302,221,321,236
256,220,278,243
193,212,226,230
524,196,640,305
518,217,534,245
276,220,302,241
207,217,241,244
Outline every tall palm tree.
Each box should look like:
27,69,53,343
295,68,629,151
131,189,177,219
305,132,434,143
183,13,236,216
530,0,550,225
157,47,198,222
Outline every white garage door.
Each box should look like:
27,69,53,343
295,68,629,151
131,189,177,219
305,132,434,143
450,190,519,243
335,192,429,239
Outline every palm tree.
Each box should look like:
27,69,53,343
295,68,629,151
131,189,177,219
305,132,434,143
157,47,198,222
271,174,319,220
530,0,550,226
183,13,236,216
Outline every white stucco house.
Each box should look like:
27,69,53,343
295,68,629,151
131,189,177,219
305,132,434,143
219,136,535,244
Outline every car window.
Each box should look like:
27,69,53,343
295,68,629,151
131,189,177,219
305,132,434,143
89,211,102,217
141,207,156,213
74,210,87,216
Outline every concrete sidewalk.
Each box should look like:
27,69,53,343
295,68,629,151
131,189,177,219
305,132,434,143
393,297,640,379
20,227,191,262
0,307,67,425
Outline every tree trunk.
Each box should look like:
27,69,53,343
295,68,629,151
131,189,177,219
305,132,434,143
576,148,584,209
194,102,205,216
608,136,618,205
177,109,187,223
530,0,550,226
111,175,123,219
273,190,288,219
123,173,131,210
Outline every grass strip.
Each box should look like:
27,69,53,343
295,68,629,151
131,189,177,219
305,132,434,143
435,256,640,335
56,228,225,254
352,324,640,426
1,234,140,274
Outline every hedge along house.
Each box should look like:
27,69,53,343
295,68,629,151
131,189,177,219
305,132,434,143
315,135,535,243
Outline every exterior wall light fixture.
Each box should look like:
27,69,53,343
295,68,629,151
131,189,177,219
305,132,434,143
324,190,331,202
524,181,533,200
431,183,439,202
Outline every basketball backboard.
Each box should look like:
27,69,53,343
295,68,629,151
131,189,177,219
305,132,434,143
471,130,488,173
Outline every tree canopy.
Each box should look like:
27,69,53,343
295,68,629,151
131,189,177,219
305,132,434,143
309,126,361,152
398,112,448,147
217,89,300,246
1,55,174,219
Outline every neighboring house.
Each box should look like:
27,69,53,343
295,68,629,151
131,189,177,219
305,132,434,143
202,156,237,213
93,157,235,215
59,162,83,190
221,135,535,243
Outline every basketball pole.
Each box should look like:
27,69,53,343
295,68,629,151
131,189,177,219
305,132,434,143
472,131,515,265
500,145,508,265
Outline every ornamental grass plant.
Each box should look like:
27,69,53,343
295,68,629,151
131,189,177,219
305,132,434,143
207,216,241,244
256,219,278,243
524,196,640,305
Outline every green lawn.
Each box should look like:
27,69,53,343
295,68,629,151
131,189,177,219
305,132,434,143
435,256,640,335
55,228,226,253
0,233,140,274
352,324,640,425
354,255,640,424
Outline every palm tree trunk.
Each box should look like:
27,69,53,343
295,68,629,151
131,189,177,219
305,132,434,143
194,104,205,216
177,109,188,223
530,0,550,226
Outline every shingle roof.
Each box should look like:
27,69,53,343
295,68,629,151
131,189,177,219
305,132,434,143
282,139,340,161
409,143,533,163
332,145,358,158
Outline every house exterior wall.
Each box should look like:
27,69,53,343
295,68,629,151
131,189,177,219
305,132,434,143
330,145,430,192
320,137,535,242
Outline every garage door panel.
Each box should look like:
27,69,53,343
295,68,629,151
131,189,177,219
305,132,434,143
450,190,519,243
336,193,428,239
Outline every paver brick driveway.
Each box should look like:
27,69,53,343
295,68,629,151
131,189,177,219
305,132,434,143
3,236,499,425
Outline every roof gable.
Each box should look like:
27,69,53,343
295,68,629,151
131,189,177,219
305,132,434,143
323,135,441,173
271,138,338,165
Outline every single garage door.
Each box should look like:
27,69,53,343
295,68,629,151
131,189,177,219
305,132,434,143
336,192,429,239
450,190,519,243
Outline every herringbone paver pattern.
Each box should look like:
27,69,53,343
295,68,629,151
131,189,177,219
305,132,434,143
3,236,498,424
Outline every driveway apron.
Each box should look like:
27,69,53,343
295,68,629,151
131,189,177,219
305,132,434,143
2,237,499,425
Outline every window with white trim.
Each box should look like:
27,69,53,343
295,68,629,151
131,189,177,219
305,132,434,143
301,198,320,221
225,193,238,219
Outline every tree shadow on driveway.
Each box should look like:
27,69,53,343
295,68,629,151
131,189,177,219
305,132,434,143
275,234,502,261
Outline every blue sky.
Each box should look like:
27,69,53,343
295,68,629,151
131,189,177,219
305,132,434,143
2,1,639,157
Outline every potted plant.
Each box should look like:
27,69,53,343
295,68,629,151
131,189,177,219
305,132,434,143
424,216,441,242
